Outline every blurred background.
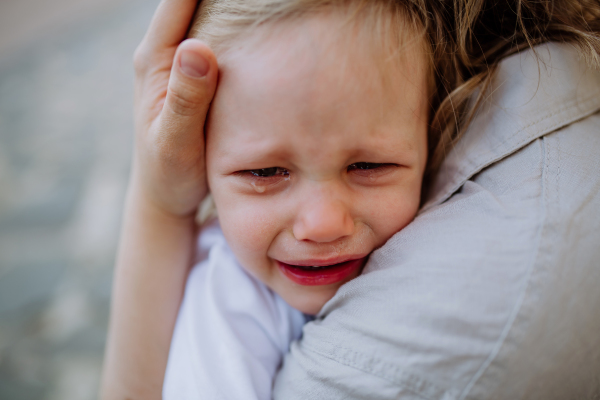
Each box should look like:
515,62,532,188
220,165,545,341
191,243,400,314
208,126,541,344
0,0,159,398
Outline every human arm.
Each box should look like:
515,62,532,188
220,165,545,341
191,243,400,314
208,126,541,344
100,185,197,399
273,44,600,399
100,0,218,398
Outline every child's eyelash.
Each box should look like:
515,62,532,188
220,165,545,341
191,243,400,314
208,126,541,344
247,167,289,178
347,162,397,171
237,163,396,180
347,162,383,171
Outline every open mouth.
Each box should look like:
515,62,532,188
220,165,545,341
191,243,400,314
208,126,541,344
277,257,367,286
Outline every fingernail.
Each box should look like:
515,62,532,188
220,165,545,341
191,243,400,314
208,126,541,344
180,50,209,78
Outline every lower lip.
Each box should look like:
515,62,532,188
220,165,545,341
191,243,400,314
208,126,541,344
277,258,366,286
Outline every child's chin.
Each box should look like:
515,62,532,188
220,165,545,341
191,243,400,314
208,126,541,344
286,290,335,316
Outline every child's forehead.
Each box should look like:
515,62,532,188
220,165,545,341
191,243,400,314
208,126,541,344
217,12,429,106
206,11,430,166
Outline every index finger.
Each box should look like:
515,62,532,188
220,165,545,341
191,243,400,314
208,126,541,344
144,0,199,50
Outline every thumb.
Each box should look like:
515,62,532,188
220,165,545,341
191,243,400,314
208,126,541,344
157,39,218,152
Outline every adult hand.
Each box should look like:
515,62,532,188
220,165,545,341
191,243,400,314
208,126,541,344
132,0,217,218
101,1,217,399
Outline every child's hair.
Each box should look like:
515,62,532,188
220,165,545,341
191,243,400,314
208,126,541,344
189,0,600,192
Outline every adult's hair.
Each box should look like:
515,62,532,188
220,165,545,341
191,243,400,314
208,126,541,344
189,0,600,192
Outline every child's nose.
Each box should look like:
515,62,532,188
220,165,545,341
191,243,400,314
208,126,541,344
293,195,354,243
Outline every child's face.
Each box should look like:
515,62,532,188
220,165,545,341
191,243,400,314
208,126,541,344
206,15,429,315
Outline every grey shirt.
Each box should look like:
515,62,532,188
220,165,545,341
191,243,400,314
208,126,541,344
273,43,600,400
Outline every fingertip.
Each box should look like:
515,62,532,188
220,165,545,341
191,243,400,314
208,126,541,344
180,50,209,78
178,39,217,79
162,40,217,119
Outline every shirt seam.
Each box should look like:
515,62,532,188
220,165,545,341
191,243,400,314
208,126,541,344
301,339,460,400
423,92,600,212
458,136,549,399
460,93,598,176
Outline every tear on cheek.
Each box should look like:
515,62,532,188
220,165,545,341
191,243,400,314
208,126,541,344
249,174,290,193
251,181,267,193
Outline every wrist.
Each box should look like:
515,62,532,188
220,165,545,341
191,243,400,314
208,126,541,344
104,171,198,400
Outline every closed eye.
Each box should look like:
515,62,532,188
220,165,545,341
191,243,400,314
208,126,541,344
347,162,399,181
247,167,289,178
347,162,385,171
347,162,397,172
235,167,290,193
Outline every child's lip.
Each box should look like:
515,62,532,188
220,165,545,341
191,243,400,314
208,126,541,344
276,256,368,286
277,255,369,267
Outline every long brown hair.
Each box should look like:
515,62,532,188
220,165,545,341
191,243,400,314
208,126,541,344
422,0,600,185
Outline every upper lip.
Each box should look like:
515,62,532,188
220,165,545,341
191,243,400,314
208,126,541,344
276,254,368,267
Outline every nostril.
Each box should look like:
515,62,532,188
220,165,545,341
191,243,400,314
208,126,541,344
292,203,354,243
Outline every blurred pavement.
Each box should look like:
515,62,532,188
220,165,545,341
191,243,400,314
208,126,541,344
0,0,159,398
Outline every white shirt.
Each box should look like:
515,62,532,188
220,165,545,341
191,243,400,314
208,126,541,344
163,219,305,400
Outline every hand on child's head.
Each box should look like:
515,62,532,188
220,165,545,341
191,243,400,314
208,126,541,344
198,6,430,314
131,15,218,218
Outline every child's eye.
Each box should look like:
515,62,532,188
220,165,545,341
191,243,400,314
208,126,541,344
347,162,398,181
248,167,289,178
237,167,290,193
347,162,385,171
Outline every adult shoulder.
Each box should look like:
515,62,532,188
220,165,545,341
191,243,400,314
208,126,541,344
273,43,600,400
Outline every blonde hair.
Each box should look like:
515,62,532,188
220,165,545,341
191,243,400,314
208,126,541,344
190,0,600,198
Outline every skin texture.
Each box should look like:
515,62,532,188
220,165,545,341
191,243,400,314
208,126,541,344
207,16,430,314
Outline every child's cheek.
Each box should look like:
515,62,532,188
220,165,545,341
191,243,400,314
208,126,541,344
215,194,283,275
359,178,422,246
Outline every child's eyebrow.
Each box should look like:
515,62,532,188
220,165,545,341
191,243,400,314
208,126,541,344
212,139,293,168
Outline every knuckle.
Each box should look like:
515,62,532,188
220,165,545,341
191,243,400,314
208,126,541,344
133,43,151,74
167,81,206,117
